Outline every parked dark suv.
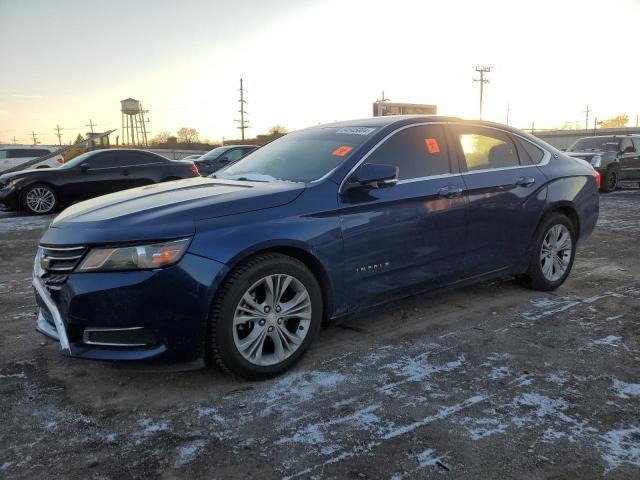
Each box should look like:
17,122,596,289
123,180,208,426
566,135,640,192
194,145,258,176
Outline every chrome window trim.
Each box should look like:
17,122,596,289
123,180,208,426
86,161,165,171
338,121,551,192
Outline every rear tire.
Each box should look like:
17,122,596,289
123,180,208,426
600,166,619,193
207,253,322,380
20,184,58,215
521,213,576,291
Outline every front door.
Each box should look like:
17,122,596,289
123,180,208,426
619,138,640,180
448,125,548,278
339,124,467,310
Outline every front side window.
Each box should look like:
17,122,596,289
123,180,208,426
363,125,450,180
218,126,378,182
454,127,519,171
224,148,247,163
0,150,7,159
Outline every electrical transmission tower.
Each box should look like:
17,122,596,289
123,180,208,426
473,66,492,120
235,78,249,140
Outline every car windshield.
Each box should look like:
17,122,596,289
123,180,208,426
199,147,231,161
58,151,96,169
215,126,377,182
568,137,620,152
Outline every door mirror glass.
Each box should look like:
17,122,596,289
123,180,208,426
351,163,398,189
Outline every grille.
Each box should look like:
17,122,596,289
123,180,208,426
39,245,87,288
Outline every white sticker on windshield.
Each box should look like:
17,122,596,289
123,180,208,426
336,127,376,136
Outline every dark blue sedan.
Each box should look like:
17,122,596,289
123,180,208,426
33,116,600,379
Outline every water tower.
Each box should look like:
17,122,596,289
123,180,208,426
120,98,149,146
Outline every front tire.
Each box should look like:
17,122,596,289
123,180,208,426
521,213,576,291
20,184,58,215
207,253,323,380
600,166,619,193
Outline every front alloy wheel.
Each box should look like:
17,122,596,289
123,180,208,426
233,274,312,366
208,253,322,379
21,184,58,215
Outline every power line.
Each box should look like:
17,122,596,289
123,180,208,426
235,78,249,141
473,66,492,120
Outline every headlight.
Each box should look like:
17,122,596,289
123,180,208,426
76,238,191,272
590,155,602,168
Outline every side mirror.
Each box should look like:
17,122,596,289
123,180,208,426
79,164,90,173
347,163,398,191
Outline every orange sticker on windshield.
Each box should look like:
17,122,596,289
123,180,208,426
332,145,353,157
425,138,440,154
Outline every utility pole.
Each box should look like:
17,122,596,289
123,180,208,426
54,125,63,145
506,102,511,126
473,66,491,120
12,136,17,144
235,78,249,141
530,121,535,134
31,131,39,145
86,119,96,134
583,105,591,130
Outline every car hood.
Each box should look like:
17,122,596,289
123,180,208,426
40,177,305,245
566,151,612,160
0,168,60,182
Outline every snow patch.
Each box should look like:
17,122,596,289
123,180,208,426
175,439,206,467
598,426,640,472
592,335,622,346
611,377,640,399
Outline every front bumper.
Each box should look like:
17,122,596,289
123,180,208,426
0,186,19,209
33,252,228,361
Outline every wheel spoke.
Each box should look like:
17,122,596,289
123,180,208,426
276,275,292,304
280,291,310,316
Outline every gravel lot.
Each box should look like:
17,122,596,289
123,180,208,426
1,189,639,480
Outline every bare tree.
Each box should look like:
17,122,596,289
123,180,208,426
177,127,200,144
598,115,629,129
268,125,288,135
150,131,172,145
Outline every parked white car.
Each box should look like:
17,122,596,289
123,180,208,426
0,146,64,172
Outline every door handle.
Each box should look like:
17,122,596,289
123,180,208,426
515,176,535,187
437,186,464,199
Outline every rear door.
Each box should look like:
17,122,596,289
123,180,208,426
123,151,167,187
339,124,468,309
449,125,547,278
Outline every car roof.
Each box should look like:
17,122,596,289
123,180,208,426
0,145,55,150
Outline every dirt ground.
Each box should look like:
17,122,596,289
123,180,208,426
1,188,639,480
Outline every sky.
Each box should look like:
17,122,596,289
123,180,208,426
1,0,640,146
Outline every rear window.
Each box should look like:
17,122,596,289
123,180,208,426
218,126,378,182
515,138,545,165
568,137,619,152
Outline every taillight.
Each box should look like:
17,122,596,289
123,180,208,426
57,157,64,164
190,164,199,175
594,170,601,189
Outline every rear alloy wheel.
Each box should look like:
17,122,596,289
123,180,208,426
600,167,618,193
208,253,322,379
522,213,576,291
21,184,58,215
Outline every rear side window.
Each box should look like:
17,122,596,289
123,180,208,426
515,137,545,165
364,125,450,180
453,127,519,171
620,138,634,153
